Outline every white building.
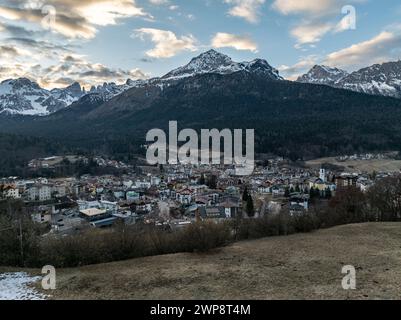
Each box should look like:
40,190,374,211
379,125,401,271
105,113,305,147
27,185,52,201
2,185,21,199
319,168,326,183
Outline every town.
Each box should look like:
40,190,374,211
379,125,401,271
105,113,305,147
1,152,398,236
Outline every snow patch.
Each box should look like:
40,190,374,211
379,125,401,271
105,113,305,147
0,272,48,300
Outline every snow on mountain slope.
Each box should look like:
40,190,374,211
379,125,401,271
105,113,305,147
162,49,283,81
297,65,349,86
50,82,85,107
336,61,401,98
0,78,85,116
88,79,147,100
298,61,401,98
0,78,52,115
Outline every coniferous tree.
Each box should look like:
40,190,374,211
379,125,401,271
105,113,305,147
246,195,255,217
199,174,206,185
309,187,316,199
325,187,332,199
206,175,217,189
242,187,249,202
284,187,290,198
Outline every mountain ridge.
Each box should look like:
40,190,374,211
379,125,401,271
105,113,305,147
0,50,283,116
4,53,401,117
298,60,401,98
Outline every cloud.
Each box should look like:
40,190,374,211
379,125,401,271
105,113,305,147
0,5,96,39
0,0,149,39
134,28,197,58
0,22,42,38
0,49,147,89
324,30,401,70
149,0,169,4
38,54,147,88
280,27,401,79
0,44,30,58
291,22,332,46
273,0,366,47
224,0,265,24
211,32,258,52
0,2,150,88
272,0,335,16
278,55,319,80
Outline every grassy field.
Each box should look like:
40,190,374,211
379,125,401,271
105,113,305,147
10,223,397,300
306,157,401,173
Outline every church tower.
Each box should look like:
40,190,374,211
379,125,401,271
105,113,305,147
319,168,326,182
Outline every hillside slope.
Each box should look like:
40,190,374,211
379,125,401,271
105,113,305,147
28,223,401,300
3,74,401,160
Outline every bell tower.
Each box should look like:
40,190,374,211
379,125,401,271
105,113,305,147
319,168,326,182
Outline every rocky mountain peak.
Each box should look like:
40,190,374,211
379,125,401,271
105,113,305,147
162,49,282,81
297,65,348,86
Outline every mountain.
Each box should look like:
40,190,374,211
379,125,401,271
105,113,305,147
298,61,401,98
0,78,86,116
88,79,148,100
3,68,401,162
3,50,401,166
336,61,401,98
162,49,283,81
77,50,284,120
297,65,348,86
0,50,282,117
50,82,85,107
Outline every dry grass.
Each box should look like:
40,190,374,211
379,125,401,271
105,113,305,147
306,157,401,173
15,223,400,300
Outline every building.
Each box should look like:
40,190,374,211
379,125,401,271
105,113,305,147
1,185,21,199
319,168,326,182
176,188,194,205
52,184,66,198
335,175,358,189
290,194,309,211
198,206,226,220
79,208,116,228
219,200,241,218
27,184,52,202
257,183,272,194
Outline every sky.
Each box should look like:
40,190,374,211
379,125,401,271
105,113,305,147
1,0,401,89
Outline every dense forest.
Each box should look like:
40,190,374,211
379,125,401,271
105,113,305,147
0,133,66,177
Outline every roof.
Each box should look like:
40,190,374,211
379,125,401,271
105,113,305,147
90,217,117,227
199,206,226,219
219,200,240,208
80,208,107,217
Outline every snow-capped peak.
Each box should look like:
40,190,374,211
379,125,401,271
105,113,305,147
336,60,401,98
162,50,236,80
0,78,87,116
162,49,283,81
241,59,283,80
297,65,348,86
298,61,401,98
0,78,42,94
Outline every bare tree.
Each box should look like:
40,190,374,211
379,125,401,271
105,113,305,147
368,175,401,221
